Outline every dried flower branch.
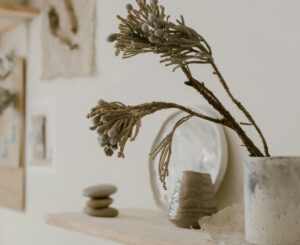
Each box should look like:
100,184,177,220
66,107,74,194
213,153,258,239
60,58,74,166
88,0,270,188
108,0,212,71
106,0,269,156
0,87,15,115
87,100,223,159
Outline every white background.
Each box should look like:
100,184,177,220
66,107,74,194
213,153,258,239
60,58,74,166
0,0,299,244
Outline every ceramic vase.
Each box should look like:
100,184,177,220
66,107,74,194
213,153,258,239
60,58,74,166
169,171,217,228
244,157,300,245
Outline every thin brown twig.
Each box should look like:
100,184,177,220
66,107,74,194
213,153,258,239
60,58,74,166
182,66,264,157
210,61,270,156
150,114,193,189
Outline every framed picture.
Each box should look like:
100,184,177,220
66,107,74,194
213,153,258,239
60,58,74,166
31,115,47,161
0,57,25,168
27,97,56,175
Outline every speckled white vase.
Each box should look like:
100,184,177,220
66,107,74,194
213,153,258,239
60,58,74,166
244,157,300,245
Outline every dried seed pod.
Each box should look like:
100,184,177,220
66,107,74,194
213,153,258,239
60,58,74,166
151,0,158,5
154,19,165,28
126,3,133,11
98,99,107,106
148,14,156,23
110,136,118,146
104,147,114,156
97,125,106,135
149,35,158,43
154,28,163,37
92,115,101,125
97,137,107,147
100,134,109,143
108,124,119,137
107,33,118,42
141,23,149,32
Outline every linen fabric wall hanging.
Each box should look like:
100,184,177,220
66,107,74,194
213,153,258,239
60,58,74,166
41,0,95,79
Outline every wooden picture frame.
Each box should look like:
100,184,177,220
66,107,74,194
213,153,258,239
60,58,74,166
0,57,25,211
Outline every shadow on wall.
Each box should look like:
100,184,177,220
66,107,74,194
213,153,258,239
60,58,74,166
217,128,245,209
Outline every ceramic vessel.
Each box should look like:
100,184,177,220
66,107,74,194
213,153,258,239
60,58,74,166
169,171,217,229
149,107,227,211
244,157,300,245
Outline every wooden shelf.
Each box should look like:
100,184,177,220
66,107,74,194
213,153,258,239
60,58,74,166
45,208,210,245
0,2,40,34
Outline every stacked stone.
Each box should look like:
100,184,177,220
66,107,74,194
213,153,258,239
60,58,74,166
83,184,118,217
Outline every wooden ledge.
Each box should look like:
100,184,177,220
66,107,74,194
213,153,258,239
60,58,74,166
0,2,40,34
45,208,211,245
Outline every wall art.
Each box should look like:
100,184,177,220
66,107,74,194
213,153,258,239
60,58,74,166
27,97,56,175
0,57,25,211
0,57,24,168
41,0,95,79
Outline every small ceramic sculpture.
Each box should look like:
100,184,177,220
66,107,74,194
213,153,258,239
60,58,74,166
83,184,119,217
169,171,217,229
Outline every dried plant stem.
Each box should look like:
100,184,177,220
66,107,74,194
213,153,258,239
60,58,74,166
130,102,225,125
150,115,193,189
96,0,271,188
210,61,270,156
182,66,264,157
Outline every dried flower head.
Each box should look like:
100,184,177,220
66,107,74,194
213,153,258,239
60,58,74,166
108,0,212,71
87,99,145,158
126,3,133,11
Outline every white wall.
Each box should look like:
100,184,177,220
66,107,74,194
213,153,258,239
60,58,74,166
0,0,300,244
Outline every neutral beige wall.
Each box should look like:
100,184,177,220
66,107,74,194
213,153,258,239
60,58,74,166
0,0,300,244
